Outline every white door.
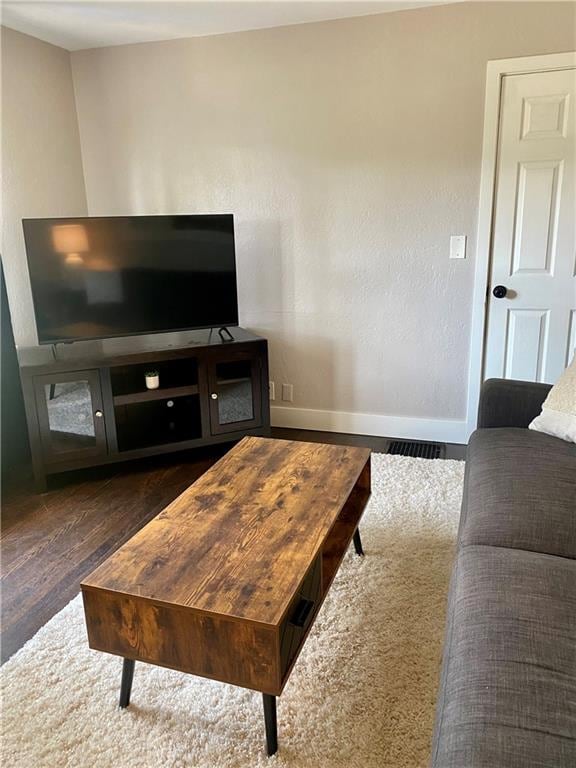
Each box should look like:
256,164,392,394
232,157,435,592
484,68,576,383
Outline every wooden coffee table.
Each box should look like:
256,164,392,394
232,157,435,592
81,436,371,755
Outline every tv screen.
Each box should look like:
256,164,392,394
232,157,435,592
22,214,239,344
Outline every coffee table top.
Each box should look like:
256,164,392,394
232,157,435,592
82,436,370,627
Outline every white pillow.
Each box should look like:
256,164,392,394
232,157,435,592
529,358,576,443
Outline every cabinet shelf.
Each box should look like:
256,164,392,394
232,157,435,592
19,330,270,491
115,392,202,452
113,384,199,406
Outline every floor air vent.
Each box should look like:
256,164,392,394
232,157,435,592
387,440,445,460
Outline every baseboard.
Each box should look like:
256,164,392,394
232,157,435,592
271,405,468,444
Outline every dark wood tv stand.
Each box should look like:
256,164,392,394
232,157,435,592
18,328,270,492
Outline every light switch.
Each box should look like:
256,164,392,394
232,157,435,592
450,235,466,259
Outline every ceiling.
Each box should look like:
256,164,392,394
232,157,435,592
0,0,456,51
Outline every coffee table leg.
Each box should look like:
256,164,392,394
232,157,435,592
262,694,278,756
119,658,135,708
353,528,364,556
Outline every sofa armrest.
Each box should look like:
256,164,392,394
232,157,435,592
477,378,552,429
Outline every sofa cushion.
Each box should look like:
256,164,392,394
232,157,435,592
530,358,576,444
459,428,576,559
431,545,576,768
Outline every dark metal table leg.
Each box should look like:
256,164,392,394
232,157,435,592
262,693,278,756
119,658,135,708
353,528,364,556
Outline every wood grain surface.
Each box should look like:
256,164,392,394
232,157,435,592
82,437,371,628
82,436,371,693
82,590,280,693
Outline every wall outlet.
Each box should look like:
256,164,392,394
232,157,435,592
281,383,294,402
269,381,275,401
449,234,466,259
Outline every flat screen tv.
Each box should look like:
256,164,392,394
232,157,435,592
22,214,239,344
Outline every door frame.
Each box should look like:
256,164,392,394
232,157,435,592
465,51,576,438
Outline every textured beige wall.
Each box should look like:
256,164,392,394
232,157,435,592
1,26,88,346
68,3,573,425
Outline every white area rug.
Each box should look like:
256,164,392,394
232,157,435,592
1,454,464,768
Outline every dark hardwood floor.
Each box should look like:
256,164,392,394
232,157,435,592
1,428,466,663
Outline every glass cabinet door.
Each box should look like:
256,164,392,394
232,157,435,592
34,370,107,463
208,357,262,434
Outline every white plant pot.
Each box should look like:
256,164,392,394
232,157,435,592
145,375,159,390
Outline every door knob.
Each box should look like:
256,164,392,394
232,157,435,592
211,393,218,400
492,285,508,299
94,410,103,418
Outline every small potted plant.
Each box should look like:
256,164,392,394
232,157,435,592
145,370,160,390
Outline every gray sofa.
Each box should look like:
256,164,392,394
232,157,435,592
430,378,576,767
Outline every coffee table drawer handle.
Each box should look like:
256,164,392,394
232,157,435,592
290,598,315,628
